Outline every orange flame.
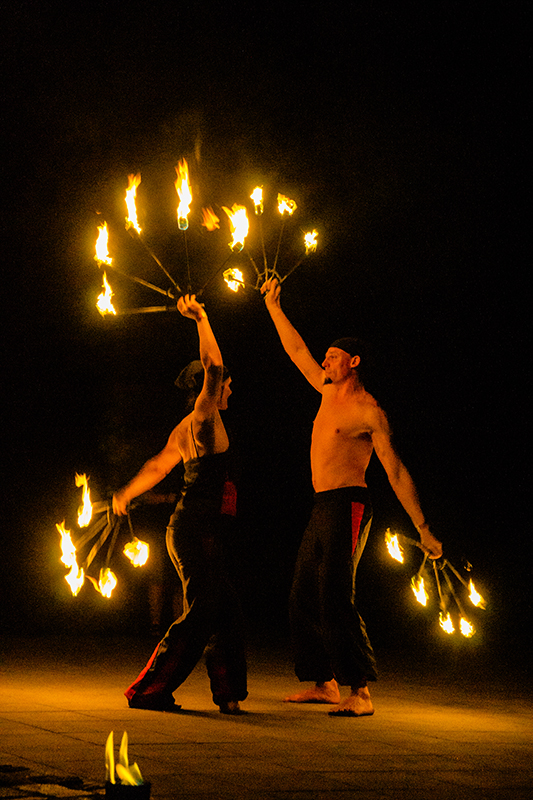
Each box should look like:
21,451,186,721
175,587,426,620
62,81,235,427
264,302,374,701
201,207,220,231
439,611,454,634
95,222,112,266
304,230,318,254
98,567,117,598
175,158,192,230
250,186,263,215
277,193,297,216
123,538,149,567
75,473,93,527
57,521,85,596
125,173,142,234
223,268,245,293
96,273,117,317
468,579,486,609
459,617,475,638
385,529,404,563
411,574,428,606
222,204,249,252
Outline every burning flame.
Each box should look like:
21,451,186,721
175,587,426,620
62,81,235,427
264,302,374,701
304,229,318,254
223,267,245,293
459,617,475,638
411,574,429,606
277,193,297,216
385,529,404,563
105,732,115,784
58,521,85,596
201,207,220,231
250,186,263,215
106,731,144,787
125,173,142,234
175,158,192,230
98,567,118,598
439,611,455,634
94,222,112,266
96,273,117,317
123,538,149,567
222,204,249,252
468,579,486,609
75,473,93,527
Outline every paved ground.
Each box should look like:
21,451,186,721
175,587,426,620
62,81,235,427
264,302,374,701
1,633,532,799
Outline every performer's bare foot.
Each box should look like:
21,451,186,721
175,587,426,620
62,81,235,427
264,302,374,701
284,679,341,704
218,700,246,715
328,685,374,717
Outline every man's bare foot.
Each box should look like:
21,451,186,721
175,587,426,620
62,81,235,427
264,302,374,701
284,679,341,704
328,685,374,717
219,700,246,715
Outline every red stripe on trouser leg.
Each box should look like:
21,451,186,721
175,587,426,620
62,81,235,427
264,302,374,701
351,502,364,555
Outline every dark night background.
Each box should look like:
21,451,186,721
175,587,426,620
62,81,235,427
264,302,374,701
2,3,529,675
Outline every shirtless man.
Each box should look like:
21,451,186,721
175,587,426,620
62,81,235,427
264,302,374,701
262,278,442,717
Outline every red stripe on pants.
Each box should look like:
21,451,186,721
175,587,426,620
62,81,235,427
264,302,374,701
351,501,364,555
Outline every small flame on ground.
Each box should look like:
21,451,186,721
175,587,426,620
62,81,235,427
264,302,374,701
125,173,142,234
123,538,149,567
106,731,144,786
439,611,455,634
94,222,112,266
75,473,93,527
222,204,249,251
105,732,115,784
468,579,486,609
304,229,318,254
277,193,297,215
251,186,263,214
223,267,245,292
175,158,192,230
96,273,117,316
460,617,475,638
98,567,117,598
57,521,85,596
201,207,220,231
411,574,429,606
385,529,404,563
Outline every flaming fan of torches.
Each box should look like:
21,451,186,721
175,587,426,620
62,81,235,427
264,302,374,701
384,529,487,638
58,474,149,599
94,161,319,316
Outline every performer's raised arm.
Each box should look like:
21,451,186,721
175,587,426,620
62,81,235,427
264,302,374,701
261,277,324,392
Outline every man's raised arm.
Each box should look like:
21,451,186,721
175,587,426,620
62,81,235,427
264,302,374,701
261,278,324,392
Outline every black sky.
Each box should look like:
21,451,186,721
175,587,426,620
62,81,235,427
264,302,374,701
2,4,529,652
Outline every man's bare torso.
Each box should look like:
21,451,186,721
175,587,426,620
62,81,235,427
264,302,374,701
310,387,376,493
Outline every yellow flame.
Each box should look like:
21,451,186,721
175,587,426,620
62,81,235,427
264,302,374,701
411,574,428,606
304,229,318,254
439,611,455,634
223,267,245,292
222,204,249,252
277,193,297,215
459,617,475,638
95,222,112,266
385,529,404,563
98,567,117,599
75,473,93,527
123,538,149,567
175,158,192,230
468,579,486,609
250,186,263,214
105,731,115,784
115,731,143,786
125,173,142,234
201,206,220,231
58,521,85,596
96,273,117,317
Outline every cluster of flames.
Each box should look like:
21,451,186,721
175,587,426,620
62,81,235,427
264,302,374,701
385,529,486,638
58,474,149,599
95,159,318,316
106,731,144,787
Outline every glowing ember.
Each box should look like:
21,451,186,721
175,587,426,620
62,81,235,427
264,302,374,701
385,529,404,563
439,611,455,634
222,204,249,252
125,173,142,234
468,579,486,609
57,521,85,596
223,267,245,292
304,229,318,254
96,273,117,317
277,193,297,216
250,186,263,215
460,617,475,638
94,222,112,266
75,473,93,527
201,207,220,231
175,158,192,230
123,537,149,567
98,567,117,598
411,574,429,606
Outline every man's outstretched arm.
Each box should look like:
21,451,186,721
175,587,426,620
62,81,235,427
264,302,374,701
261,278,324,392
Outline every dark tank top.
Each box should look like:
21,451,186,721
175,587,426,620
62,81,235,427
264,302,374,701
173,424,236,517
